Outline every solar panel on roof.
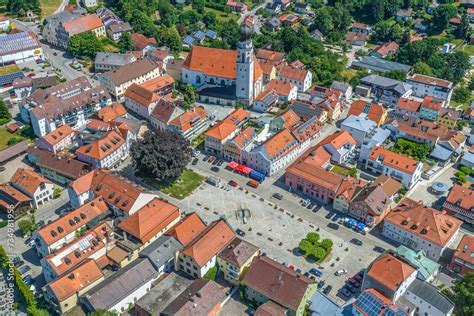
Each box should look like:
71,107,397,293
0,72,24,86
0,32,39,54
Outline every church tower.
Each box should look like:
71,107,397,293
236,25,254,104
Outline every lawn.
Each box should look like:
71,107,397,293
40,0,63,17
331,165,351,176
146,169,206,199
458,44,474,56
204,7,238,22
203,266,218,280
0,64,20,76
0,128,26,151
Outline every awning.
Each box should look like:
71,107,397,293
227,161,238,170
235,164,252,175
347,218,357,226
356,223,366,231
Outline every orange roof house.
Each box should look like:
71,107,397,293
368,146,419,175
383,198,462,259
443,184,474,224
450,234,474,275
38,124,75,153
10,168,53,203
182,46,263,83
169,106,207,135
365,253,417,300
256,49,285,66
130,33,157,50
165,212,207,246
75,129,126,168
348,100,387,126
63,14,104,37
204,108,250,147
264,79,297,99
117,197,180,244
0,184,32,214
397,98,422,114
97,103,127,122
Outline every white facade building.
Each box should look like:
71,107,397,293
0,31,43,64
406,74,453,102
277,65,313,92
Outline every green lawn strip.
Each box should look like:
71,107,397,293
0,128,27,151
331,165,351,176
146,170,206,199
0,64,20,76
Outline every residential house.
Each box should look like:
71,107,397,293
395,246,440,282
352,289,407,316
371,175,402,200
350,22,371,34
226,0,248,12
106,21,132,41
361,253,417,301
370,42,399,58
333,177,367,213
177,219,235,278
26,147,91,185
168,106,209,140
450,234,474,275
443,184,474,225
348,100,387,126
437,108,460,129
57,14,105,49
217,238,260,285
0,184,32,217
359,127,391,163
43,9,87,47
140,235,183,275
68,169,156,214
82,0,98,7
402,279,455,316
311,29,325,41
266,17,282,32
383,198,462,261
265,2,281,15
130,33,157,55
20,76,112,137
150,98,184,130
149,49,174,69
11,168,54,208
36,124,75,154
365,146,423,189
41,223,112,282
223,127,256,162
279,14,300,26
406,74,453,103
360,74,412,107
204,108,250,155
341,115,376,144
253,90,280,112
275,0,292,10
461,152,474,169
294,2,310,13
0,15,10,31
396,9,412,21
256,49,285,66
161,279,228,316
242,256,317,316
81,258,158,314
419,96,443,121
331,81,353,101
99,57,162,101
348,184,392,227
33,197,109,257
352,56,412,74
165,212,207,247
395,98,422,117
44,259,104,314
346,31,368,46
241,129,300,176
277,64,312,92
97,102,127,122
75,129,129,169
116,197,180,250
288,101,328,123
264,79,298,102
94,52,136,72
124,83,161,120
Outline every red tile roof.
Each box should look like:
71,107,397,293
124,83,160,108
265,79,296,97
287,163,344,192
349,100,387,125
169,106,206,132
97,103,127,122
117,197,179,244
0,184,31,210
279,65,309,82
165,212,207,246
421,96,443,111
397,98,422,113
256,49,285,65
205,108,250,141
368,146,419,175
11,168,52,195
409,74,452,88
181,219,235,267
141,74,175,93
367,253,416,291
63,14,104,36
76,129,126,161
385,198,462,247
453,234,474,267
130,33,157,50
445,184,474,212
371,41,399,56
40,124,74,147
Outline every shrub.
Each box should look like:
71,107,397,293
306,232,320,244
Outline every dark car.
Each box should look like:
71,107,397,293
345,284,357,293
304,272,310,277
332,214,340,222
36,220,45,228
14,260,25,268
354,274,363,282
18,265,31,275
348,277,361,288
307,202,314,209
228,180,238,187
0,166,5,172
272,193,283,200
327,223,340,230
23,275,34,286
351,238,363,246
236,228,246,237
210,166,220,172
317,280,325,289
192,158,199,165
373,246,385,253
203,155,209,161
217,160,224,166
309,268,323,277
323,285,332,295
325,212,334,219
313,205,321,212
339,287,352,298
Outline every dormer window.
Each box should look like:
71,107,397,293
410,224,417,230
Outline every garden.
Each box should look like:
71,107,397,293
298,232,333,263
393,138,431,162
455,165,474,185
146,169,206,200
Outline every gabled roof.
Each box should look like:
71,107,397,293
217,237,259,267
384,198,462,247
76,129,126,161
258,129,298,161
368,146,419,175
335,177,367,201
228,127,255,149
265,79,296,97
367,253,416,291
279,64,309,82
370,41,399,56
407,279,454,314
287,163,344,192
351,185,390,216
181,219,235,267
124,83,159,108
320,130,356,149
165,212,207,247
453,234,474,267
104,57,161,86
63,14,104,36
353,289,407,316
97,102,126,122
256,49,285,64
445,184,474,211
242,256,315,311
397,98,422,113
141,74,175,93
40,124,74,147
117,197,180,244
421,96,443,111
182,46,262,82
48,259,103,302
169,106,206,132
407,74,452,89
348,100,387,124
38,197,108,246
11,168,52,195
130,33,157,50
0,184,31,210
204,108,250,141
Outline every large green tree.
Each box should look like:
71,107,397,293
67,31,103,58
450,272,474,316
7,0,41,15
119,32,133,53
0,100,12,125
431,4,457,33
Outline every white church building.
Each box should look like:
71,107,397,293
181,25,264,106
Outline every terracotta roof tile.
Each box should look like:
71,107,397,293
421,96,443,111
397,98,422,112
367,253,416,291
385,198,462,247
256,49,285,65
453,234,474,266
40,124,74,147
130,33,157,50
335,177,367,200
409,74,452,88
279,64,309,82
124,83,160,108
287,163,344,192
169,106,206,132
349,100,387,124
229,126,255,149
0,184,31,210
76,129,126,161
265,79,296,97
368,146,419,174
370,41,399,56
371,175,402,197
117,197,179,244
141,74,175,93
97,103,126,122
165,212,207,246
445,184,474,211
11,168,52,196
181,219,235,267
63,14,104,36
205,108,250,141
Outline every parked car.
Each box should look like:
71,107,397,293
208,156,215,163
339,287,352,297
345,284,358,293
18,265,31,275
348,277,361,287
325,212,334,219
354,274,363,282
335,269,348,276
323,285,332,295
202,155,209,161
23,275,34,286
304,272,310,277
192,158,198,165
351,238,363,246
373,246,385,253
288,265,295,270
217,160,224,166
295,268,302,274
313,205,321,212
272,192,283,200
317,280,325,289
14,260,25,268
309,268,323,277
307,202,314,209
332,214,340,222
228,180,238,187
0,166,5,172
236,228,246,237
210,166,220,172
35,220,45,228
